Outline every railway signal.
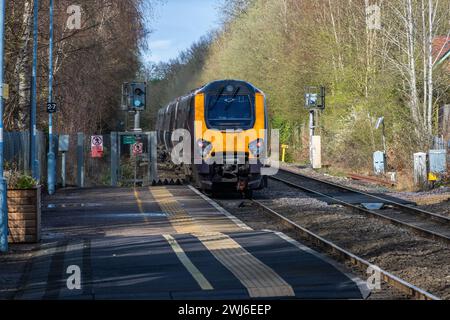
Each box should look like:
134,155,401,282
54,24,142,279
121,82,147,132
131,83,146,111
304,86,325,110
121,82,147,111
304,86,326,169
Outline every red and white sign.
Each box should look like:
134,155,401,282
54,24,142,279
132,142,143,156
91,135,104,158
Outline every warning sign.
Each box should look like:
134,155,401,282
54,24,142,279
132,142,143,156
91,135,104,158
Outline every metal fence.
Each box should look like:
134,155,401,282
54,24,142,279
4,131,47,180
53,133,112,187
433,136,446,150
56,132,157,188
4,131,158,188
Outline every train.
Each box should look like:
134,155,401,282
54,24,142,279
155,80,268,197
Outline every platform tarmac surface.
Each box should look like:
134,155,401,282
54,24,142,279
10,186,369,300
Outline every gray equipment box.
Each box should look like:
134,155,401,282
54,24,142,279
373,151,385,175
429,149,446,174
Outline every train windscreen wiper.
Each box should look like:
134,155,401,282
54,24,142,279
224,87,240,111
209,86,226,111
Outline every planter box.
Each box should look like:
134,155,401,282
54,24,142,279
7,186,41,243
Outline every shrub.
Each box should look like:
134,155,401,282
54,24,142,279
5,170,38,189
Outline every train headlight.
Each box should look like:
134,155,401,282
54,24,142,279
249,139,264,157
197,139,213,157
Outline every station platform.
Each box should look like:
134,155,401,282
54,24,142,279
12,186,369,300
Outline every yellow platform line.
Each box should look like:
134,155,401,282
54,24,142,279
163,234,214,291
133,188,149,222
193,232,295,298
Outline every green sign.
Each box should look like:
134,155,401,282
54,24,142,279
123,135,136,145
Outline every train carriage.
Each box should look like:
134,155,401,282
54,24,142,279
156,79,268,197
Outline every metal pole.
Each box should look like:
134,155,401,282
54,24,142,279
0,0,8,252
47,0,55,195
148,132,158,184
30,0,39,182
382,120,387,172
134,111,141,132
77,133,84,188
309,110,315,166
111,132,118,187
134,154,137,187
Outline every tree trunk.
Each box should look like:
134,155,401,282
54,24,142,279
405,0,421,134
14,0,33,130
421,0,428,129
426,0,434,136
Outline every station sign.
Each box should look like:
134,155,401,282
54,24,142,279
123,135,136,145
91,135,104,158
47,102,57,113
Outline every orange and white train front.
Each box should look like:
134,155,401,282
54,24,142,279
192,80,268,195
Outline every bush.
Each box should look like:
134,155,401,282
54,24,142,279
5,169,38,189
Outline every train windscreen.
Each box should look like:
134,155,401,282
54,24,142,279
206,94,253,130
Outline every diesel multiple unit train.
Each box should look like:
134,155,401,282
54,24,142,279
155,80,268,197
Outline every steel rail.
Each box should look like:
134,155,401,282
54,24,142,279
270,169,450,245
251,199,440,300
279,167,450,225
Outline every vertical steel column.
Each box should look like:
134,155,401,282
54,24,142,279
30,0,39,182
134,111,141,132
47,0,55,194
77,133,84,187
111,132,118,186
118,133,122,184
0,0,8,252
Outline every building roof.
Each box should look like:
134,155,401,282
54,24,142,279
433,36,450,65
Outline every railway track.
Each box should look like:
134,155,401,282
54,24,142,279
270,168,450,245
249,198,440,300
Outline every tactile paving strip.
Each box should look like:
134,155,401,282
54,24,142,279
150,187,295,298
193,232,295,298
149,187,205,234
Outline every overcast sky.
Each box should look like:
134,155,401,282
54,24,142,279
143,0,221,64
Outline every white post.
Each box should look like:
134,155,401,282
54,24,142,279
309,110,315,166
61,152,66,188
413,152,428,188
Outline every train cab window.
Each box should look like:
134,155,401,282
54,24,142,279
206,94,254,130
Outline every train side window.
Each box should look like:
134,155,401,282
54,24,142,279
169,104,175,131
179,101,187,128
176,104,183,129
164,106,170,131
173,103,179,130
